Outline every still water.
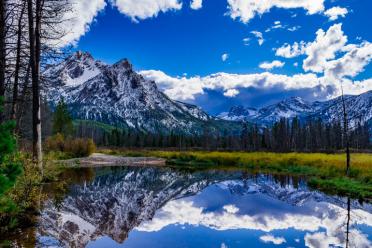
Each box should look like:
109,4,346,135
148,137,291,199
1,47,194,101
11,166,372,247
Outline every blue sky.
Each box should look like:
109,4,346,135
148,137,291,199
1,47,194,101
69,0,372,115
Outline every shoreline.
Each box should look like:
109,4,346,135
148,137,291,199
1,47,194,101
58,153,166,167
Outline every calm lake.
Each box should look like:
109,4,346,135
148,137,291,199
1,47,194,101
7,166,372,248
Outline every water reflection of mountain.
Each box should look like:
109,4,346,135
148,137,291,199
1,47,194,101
36,167,372,248
38,167,241,247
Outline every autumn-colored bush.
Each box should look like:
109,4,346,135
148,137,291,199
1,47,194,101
45,134,96,158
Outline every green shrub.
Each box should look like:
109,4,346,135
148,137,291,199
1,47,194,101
0,97,23,215
45,133,96,158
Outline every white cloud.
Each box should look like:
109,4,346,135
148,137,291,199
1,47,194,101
222,53,229,62
275,42,307,58
260,234,286,245
223,205,239,214
110,0,182,22
303,23,347,73
140,22,372,102
325,6,348,21
140,70,371,103
288,25,301,32
140,70,205,100
251,31,264,45
227,0,325,24
265,21,284,32
224,89,240,97
325,42,372,79
259,60,285,70
57,0,106,47
190,0,203,10
140,69,324,101
220,243,228,248
243,37,250,46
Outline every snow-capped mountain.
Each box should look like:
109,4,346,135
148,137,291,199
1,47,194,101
218,92,372,128
44,51,217,134
218,105,258,121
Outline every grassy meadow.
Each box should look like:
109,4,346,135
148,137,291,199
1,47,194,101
101,149,372,201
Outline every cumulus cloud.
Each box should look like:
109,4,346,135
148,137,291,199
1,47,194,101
260,234,286,245
325,6,348,21
222,53,229,62
110,0,182,22
58,0,106,47
227,0,325,24
190,0,203,10
140,70,205,100
140,69,324,100
139,23,372,102
224,89,240,97
141,68,372,101
251,31,264,45
259,60,285,70
325,42,372,79
275,41,307,58
303,23,347,73
299,24,372,82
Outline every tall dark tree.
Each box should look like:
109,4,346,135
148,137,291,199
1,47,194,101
52,98,73,136
0,0,6,121
27,0,43,165
340,85,351,175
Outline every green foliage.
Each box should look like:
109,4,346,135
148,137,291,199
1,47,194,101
45,133,96,158
52,98,74,136
0,97,23,214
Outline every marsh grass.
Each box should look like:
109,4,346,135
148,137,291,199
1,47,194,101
102,149,372,200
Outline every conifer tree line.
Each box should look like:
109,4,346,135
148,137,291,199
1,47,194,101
76,117,371,152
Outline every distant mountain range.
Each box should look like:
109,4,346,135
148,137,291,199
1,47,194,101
44,51,372,134
218,91,372,129
44,51,238,134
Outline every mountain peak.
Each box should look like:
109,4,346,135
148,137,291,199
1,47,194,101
113,58,133,71
70,51,94,61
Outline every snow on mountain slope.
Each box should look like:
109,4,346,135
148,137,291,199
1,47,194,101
44,51,107,87
218,105,258,121
219,92,372,128
44,51,213,134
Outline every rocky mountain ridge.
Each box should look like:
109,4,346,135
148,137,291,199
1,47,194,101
218,91,372,129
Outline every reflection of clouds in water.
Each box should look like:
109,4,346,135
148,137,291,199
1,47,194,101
259,234,286,245
305,230,371,248
137,182,372,248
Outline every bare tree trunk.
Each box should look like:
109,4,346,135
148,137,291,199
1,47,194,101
345,197,351,248
11,2,26,121
15,63,30,133
341,84,351,176
28,0,43,166
0,0,6,121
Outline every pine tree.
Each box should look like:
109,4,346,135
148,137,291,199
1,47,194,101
52,98,73,136
0,97,22,211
